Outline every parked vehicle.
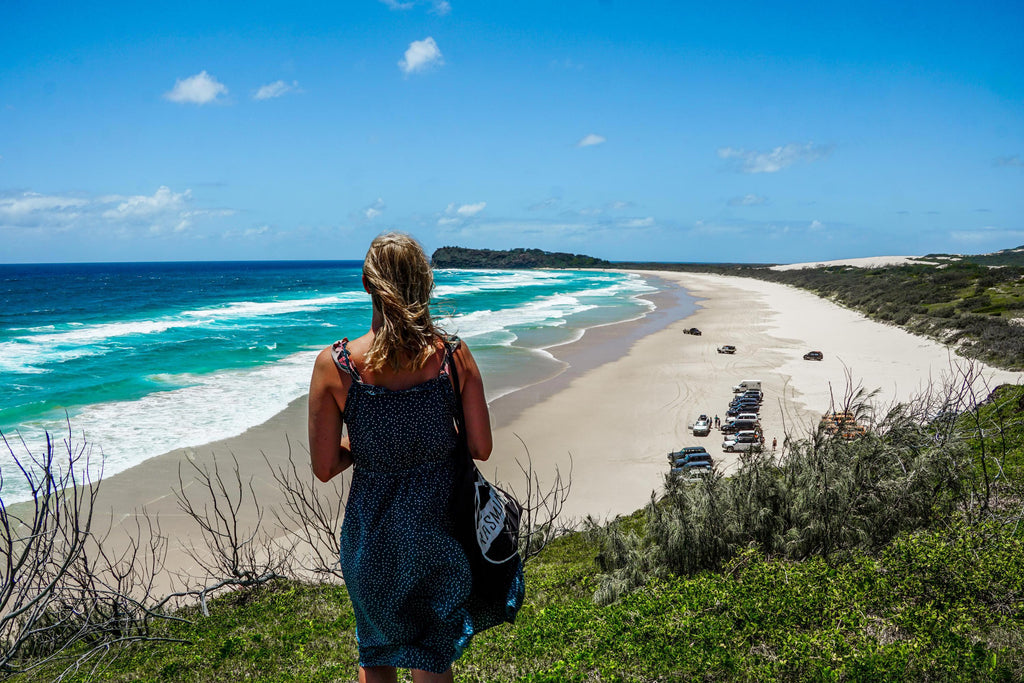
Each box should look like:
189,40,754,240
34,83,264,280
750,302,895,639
735,412,759,423
732,379,762,393
673,452,713,468
667,446,709,462
691,415,712,436
683,327,702,336
717,345,736,354
726,403,760,417
803,351,824,361
739,390,763,403
721,419,759,434
722,430,762,452
670,461,713,478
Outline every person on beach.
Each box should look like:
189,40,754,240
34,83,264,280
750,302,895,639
308,232,524,683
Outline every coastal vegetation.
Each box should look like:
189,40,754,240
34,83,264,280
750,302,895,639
621,245,1024,371
431,246,610,269
429,243,1024,370
7,379,1024,681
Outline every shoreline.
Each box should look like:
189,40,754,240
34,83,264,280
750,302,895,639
77,271,1022,583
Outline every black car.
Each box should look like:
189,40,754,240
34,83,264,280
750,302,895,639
803,350,824,361
729,398,761,410
667,446,709,462
721,419,759,434
726,404,760,417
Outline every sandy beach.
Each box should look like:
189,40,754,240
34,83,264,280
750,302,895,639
83,271,1024,584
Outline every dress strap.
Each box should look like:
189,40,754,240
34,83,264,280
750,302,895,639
331,338,363,382
439,336,461,378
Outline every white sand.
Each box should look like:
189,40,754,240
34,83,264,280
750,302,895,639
487,271,1023,524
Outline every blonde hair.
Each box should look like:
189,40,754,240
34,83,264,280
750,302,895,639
362,232,441,372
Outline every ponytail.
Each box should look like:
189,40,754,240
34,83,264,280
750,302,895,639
362,232,442,372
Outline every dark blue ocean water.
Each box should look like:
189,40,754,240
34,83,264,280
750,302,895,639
0,261,660,502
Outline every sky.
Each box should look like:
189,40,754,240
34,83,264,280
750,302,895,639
1,0,1022,264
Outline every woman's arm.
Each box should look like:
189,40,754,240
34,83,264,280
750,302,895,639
454,341,493,461
308,347,354,482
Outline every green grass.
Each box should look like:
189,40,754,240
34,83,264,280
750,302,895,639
17,387,1024,682
22,522,1024,682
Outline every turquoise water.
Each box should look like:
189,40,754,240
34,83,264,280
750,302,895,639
0,262,663,502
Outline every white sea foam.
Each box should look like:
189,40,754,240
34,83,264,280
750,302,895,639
1,292,364,373
180,293,364,320
434,270,565,297
0,351,318,504
440,293,597,341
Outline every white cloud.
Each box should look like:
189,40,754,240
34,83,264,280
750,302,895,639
254,80,300,100
608,200,632,210
364,198,386,219
619,217,654,228
809,219,824,231
102,186,191,220
994,155,1023,167
576,133,606,148
437,201,486,226
454,202,486,217
0,193,88,221
380,0,450,13
399,37,443,75
728,194,767,207
0,186,237,237
718,142,831,173
164,71,228,105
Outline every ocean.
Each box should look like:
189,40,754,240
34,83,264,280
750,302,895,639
0,261,672,503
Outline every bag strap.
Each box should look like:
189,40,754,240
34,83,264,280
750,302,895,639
446,340,472,463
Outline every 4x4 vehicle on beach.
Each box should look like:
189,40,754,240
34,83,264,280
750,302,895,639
717,345,736,354
722,431,762,453
667,446,708,462
672,452,713,468
803,350,824,361
721,419,759,435
691,415,712,436
671,461,713,478
727,403,760,417
683,327,702,336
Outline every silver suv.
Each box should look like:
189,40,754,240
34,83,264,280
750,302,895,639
722,430,762,452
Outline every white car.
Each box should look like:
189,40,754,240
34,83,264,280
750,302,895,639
692,415,712,436
722,430,762,453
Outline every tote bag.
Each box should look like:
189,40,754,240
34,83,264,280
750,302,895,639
447,341,524,599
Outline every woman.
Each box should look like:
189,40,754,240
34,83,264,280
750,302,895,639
308,232,524,683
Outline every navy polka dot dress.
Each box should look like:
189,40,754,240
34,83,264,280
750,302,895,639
332,338,524,673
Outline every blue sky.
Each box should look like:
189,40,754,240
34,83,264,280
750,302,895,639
1,0,1022,263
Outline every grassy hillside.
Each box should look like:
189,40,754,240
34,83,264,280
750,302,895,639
18,385,1024,682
